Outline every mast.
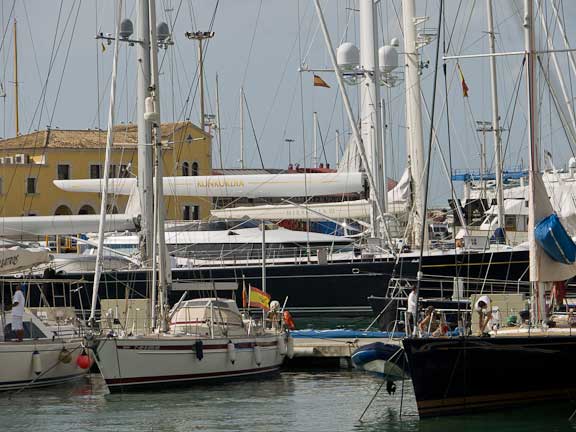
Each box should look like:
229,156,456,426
402,0,426,248
89,0,123,324
13,19,19,136
148,0,170,330
524,0,545,323
313,111,318,168
359,0,385,239
136,0,154,263
486,0,505,237
335,129,340,166
240,87,245,169
261,221,266,293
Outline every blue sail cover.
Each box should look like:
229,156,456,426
534,213,576,264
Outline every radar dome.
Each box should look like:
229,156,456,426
379,45,398,74
337,42,359,71
157,22,170,41
569,157,576,169
119,19,134,39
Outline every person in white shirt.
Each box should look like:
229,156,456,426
475,295,492,335
11,285,26,342
406,286,418,335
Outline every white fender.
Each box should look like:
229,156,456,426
253,345,262,366
227,342,236,364
286,335,295,359
32,350,43,375
277,334,287,356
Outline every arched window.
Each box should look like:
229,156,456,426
182,161,189,176
191,161,199,176
54,205,72,216
78,205,96,215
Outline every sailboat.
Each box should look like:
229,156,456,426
87,0,290,393
402,0,576,417
0,249,90,391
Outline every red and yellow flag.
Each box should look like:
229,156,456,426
313,74,330,88
456,63,469,97
248,285,271,310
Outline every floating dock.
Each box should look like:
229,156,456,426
285,330,402,369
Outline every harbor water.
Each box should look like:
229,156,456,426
1,371,576,432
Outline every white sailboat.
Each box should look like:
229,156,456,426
88,0,290,392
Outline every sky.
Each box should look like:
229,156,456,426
1,0,576,207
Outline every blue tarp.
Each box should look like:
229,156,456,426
535,213,576,264
290,329,405,339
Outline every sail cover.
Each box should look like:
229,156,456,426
0,247,50,273
534,213,576,264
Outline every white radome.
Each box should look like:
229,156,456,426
337,42,360,71
379,45,399,74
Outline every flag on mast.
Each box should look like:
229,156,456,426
248,285,271,310
456,63,469,97
313,74,331,88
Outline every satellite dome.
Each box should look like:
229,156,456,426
119,19,134,39
379,45,398,74
157,22,170,42
569,157,576,169
337,42,359,71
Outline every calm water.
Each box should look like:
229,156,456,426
1,371,576,432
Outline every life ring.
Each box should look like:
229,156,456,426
283,311,296,330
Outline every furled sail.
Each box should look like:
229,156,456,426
54,172,364,198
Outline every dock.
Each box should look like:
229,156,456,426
286,336,402,369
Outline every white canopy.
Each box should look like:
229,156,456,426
0,247,50,274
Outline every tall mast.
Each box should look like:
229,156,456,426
13,19,19,136
402,0,426,248
524,0,545,323
148,0,170,330
359,0,385,239
240,86,245,168
89,0,123,323
486,0,505,238
136,0,154,263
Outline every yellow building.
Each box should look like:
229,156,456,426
0,121,212,220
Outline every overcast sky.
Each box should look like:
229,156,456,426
1,0,576,206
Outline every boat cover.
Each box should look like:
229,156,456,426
290,329,404,338
534,213,576,264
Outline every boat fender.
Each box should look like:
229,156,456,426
76,350,92,370
283,311,296,330
58,348,72,364
227,341,236,364
32,350,43,375
286,335,295,359
195,340,204,361
277,335,287,355
254,345,262,366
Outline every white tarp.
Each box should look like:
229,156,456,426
0,247,50,273
54,172,364,198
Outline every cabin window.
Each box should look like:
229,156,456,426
182,161,190,176
26,177,37,194
191,162,199,176
57,164,70,180
90,164,102,179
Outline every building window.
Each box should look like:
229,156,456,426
119,164,129,178
57,164,70,180
191,161,199,176
182,161,189,176
0,177,3,195
54,205,72,216
90,164,102,179
26,177,37,194
183,205,200,221
109,165,117,178
78,205,96,215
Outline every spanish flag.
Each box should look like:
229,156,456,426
313,74,330,88
248,285,271,310
456,63,469,97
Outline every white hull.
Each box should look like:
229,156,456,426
0,339,87,391
94,334,286,392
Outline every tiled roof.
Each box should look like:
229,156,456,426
0,121,209,150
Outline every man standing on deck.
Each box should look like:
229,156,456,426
407,286,418,336
11,284,26,342
475,294,492,336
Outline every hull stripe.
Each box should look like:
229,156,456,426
106,365,280,386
